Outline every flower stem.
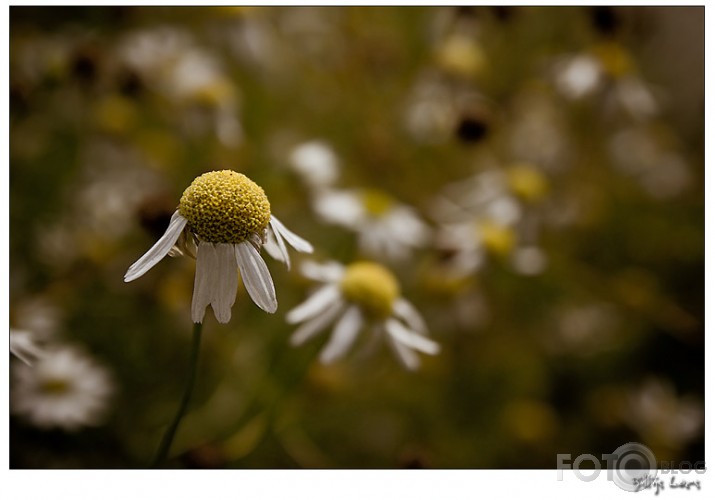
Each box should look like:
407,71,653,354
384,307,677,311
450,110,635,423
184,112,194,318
151,321,203,468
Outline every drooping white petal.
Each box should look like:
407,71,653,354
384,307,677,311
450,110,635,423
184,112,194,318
268,217,291,269
319,306,363,364
262,229,285,263
384,318,440,355
386,333,421,371
236,241,277,313
270,216,314,253
286,284,341,324
300,260,345,283
210,243,239,324
191,241,218,323
168,229,197,259
124,211,188,282
392,298,428,334
290,300,345,346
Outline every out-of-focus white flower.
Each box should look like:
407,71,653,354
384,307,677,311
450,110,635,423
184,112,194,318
117,27,243,146
125,170,313,324
312,188,431,262
287,261,439,370
552,44,660,121
625,378,704,448
11,345,115,431
554,54,603,100
431,165,549,278
288,140,339,190
609,127,692,200
10,329,45,366
12,295,63,340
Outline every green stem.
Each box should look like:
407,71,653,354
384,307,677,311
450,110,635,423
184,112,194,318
151,321,203,468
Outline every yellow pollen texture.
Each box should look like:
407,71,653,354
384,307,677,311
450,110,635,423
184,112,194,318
340,261,400,319
178,170,271,244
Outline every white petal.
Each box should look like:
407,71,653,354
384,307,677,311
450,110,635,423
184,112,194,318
392,298,428,334
191,242,218,323
236,241,277,313
290,300,345,346
262,230,285,263
268,217,291,269
124,211,187,282
270,216,314,253
300,260,345,283
313,189,365,227
319,306,363,364
286,284,341,324
209,244,238,324
385,318,440,355
385,329,421,371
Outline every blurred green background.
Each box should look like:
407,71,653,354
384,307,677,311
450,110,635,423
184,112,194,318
10,6,704,469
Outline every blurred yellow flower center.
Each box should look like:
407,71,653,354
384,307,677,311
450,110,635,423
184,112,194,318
592,42,632,78
507,163,549,202
340,262,400,318
361,189,394,217
41,378,70,395
479,221,515,257
179,170,271,244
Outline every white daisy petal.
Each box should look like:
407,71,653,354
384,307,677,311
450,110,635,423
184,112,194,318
269,217,292,269
191,241,218,323
262,230,285,263
300,260,345,282
10,329,44,366
210,243,239,324
236,241,278,313
319,306,363,364
386,332,421,371
124,211,188,282
392,298,428,334
290,300,345,346
385,318,440,355
270,215,314,253
286,284,341,324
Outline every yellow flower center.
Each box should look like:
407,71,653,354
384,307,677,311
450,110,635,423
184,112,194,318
41,378,71,395
179,170,271,244
361,189,394,217
591,42,633,78
479,220,515,257
340,261,400,319
507,163,549,202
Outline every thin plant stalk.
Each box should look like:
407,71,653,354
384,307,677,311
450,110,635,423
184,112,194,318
151,322,203,468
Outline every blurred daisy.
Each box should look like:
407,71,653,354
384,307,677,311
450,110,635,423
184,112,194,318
288,140,339,190
287,260,439,370
125,170,313,323
313,188,431,262
11,345,115,431
431,165,549,277
10,329,45,366
552,43,659,121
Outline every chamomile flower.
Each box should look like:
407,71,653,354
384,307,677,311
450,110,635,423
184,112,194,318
11,345,115,431
287,260,439,370
431,165,549,277
312,188,431,262
124,170,313,323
